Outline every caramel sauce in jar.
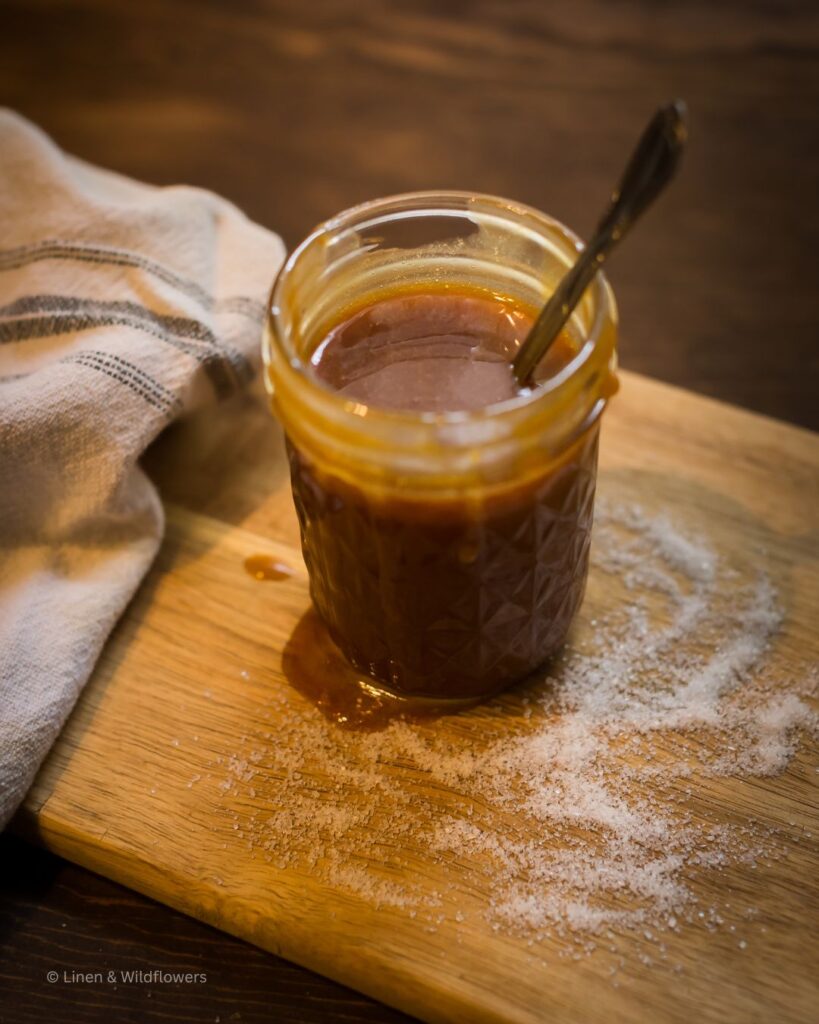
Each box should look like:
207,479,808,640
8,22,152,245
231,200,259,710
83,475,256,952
287,424,598,700
265,192,618,704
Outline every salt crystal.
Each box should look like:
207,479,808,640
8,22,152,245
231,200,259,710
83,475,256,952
201,501,815,952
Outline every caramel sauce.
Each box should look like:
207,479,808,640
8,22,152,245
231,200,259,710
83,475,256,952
244,554,294,582
284,286,601,701
282,610,473,731
311,288,577,412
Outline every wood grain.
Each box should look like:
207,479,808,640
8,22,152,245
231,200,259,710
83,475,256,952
0,834,413,1024
2,2,818,1021
1,0,818,431
17,371,819,1024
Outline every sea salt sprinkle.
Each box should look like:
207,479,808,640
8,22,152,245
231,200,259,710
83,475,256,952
199,502,816,944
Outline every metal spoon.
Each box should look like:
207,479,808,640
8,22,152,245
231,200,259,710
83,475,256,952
512,100,688,386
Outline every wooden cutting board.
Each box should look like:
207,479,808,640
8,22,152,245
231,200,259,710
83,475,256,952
18,371,819,1024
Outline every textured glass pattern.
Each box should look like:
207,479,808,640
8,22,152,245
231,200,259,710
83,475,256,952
287,428,600,700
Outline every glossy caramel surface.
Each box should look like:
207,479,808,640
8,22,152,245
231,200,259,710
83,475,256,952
311,289,576,412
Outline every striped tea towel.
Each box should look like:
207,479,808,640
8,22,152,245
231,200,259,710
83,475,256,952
0,110,285,829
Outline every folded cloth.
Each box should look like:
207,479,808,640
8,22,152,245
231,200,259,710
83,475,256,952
0,110,285,828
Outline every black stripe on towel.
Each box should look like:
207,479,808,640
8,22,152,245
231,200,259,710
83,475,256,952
0,305,248,399
0,294,253,393
62,349,181,415
0,241,266,321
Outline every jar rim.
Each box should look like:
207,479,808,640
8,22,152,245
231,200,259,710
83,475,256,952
265,190,617,443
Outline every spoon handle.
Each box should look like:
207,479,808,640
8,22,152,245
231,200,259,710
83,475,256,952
512,101,688,386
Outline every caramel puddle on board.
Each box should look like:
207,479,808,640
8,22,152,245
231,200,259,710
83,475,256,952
282,609,476,732
244,554,295,582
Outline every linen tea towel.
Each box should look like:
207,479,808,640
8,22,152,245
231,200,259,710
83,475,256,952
0,110,285,828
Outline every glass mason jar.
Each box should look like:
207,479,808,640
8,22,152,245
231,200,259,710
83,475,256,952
264,192,617,704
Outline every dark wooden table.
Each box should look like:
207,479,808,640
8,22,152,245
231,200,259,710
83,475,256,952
1,1,817,1021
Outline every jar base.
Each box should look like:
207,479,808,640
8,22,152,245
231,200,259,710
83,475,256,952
341,638,552,708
